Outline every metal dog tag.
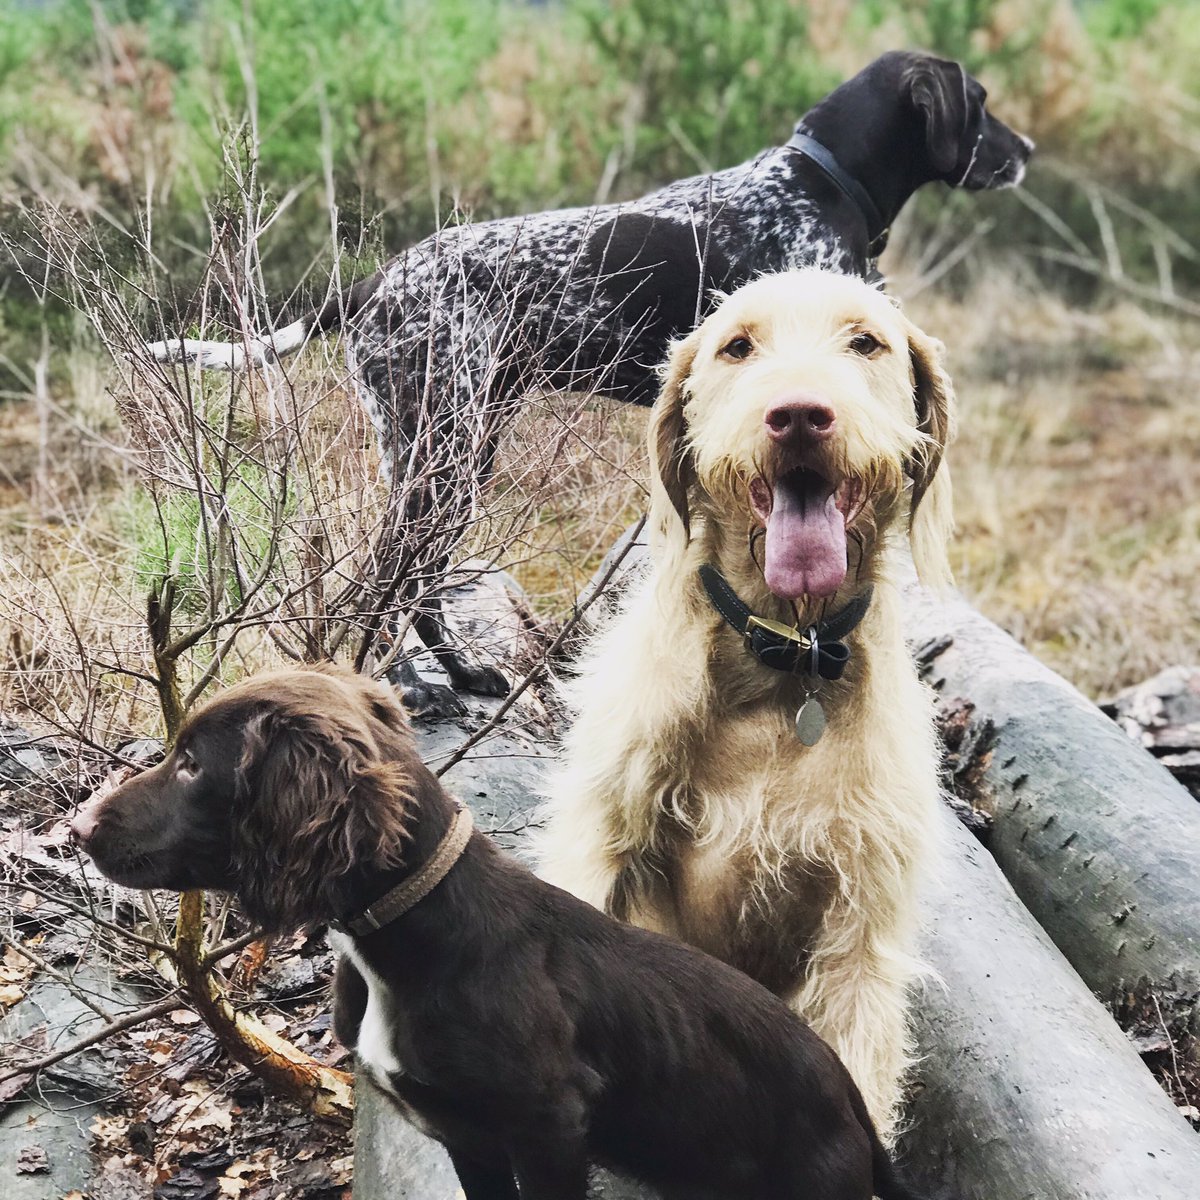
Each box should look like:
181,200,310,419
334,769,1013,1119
794,696,826,746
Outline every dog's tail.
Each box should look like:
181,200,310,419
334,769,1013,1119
145,271,383,371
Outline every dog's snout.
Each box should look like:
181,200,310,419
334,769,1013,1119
1019,133,1036,154
70,797,105,849
764,397,836,443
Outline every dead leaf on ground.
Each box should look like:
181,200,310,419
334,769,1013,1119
92,1113,133,1153
1,939,42,1000
176,1080,235,1134
217,1174,248,1198
3,941,37,976
95,1155,154,1200
16,1143,50,1174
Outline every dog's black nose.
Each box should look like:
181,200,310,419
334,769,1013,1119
764,398,836,443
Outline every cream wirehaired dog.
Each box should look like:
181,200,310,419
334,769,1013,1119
537,269,954,1140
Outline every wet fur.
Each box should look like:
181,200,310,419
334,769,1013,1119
537,270,956,1140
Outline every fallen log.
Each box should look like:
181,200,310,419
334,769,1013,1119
904,585,1200,1036
900,810,1200,1197
350,568,1200,1199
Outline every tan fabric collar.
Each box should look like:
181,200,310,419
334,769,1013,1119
333,805,474,937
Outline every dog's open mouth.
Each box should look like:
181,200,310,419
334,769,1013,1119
749,468,860,601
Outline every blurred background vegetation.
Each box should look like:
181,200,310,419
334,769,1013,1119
3,0,1197,352
0,0,1196,705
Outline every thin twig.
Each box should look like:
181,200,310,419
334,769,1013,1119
0,931,116,1023
0,880,174,955
0,993,185,1086
201,929,264,968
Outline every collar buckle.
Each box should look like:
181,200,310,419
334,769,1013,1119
744,614,812,650
699,564,871,683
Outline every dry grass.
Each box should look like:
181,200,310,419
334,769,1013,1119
900,273,1200,699
0,345,382,746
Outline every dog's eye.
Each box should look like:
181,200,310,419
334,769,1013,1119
849,331,884,357
176,747,199,779
719,335,754,361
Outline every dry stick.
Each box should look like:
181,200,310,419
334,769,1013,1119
903,219,996,300
0,994,186,1087
1033,247,1200,317
0,931,116,1024
434,513,647,778
201,929,264,968
158,892,353,1126
1150,992,1190,1107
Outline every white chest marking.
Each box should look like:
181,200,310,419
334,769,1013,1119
328,930,404,1096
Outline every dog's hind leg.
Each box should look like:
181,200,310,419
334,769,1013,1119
411,595,510,698
386,656,467,720
356,325,516,714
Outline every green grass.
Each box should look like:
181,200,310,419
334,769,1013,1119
123,467,295,618
2,0,1196,295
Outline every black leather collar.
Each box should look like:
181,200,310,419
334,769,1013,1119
785,130,888,255
699,565,872,681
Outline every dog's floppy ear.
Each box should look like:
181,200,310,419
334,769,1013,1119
648,331,700,547
904,57,969,176
906,321,957,590
233,706,413,931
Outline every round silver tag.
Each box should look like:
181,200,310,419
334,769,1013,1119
794,697,826,747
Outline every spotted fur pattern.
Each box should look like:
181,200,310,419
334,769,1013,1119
343,150,855,480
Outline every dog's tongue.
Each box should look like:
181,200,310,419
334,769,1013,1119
762,471,847,600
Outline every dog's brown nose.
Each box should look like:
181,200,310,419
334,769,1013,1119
70,799,103,849
764,397,836,443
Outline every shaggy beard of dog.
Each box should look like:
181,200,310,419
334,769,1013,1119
537,270,955,1141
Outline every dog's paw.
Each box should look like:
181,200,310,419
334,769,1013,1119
451,662,511,698
400,679,469,721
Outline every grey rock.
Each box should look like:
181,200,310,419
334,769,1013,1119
116,738,165,767
0,1082,106,1200
3,965,150,1097
1,967,159,1200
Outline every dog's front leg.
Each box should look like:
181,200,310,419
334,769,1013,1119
447,1149,519,1200
331,954,368,1050
787,898,917,1144
536,804,623,912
